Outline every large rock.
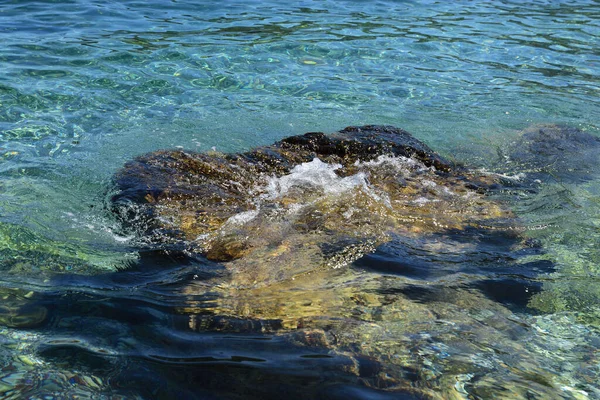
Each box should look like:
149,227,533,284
112,125,510,288
105,125,598,398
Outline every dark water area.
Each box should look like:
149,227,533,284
1,0,600,399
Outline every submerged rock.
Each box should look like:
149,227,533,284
506,123,600,185
107,125,597,399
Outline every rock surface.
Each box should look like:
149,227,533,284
112,125,511,288
106,124,599,399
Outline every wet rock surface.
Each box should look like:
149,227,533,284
111,125,511,288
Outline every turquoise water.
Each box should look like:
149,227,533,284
1,0,600,398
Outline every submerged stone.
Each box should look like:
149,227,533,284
105,124,599,399
507,124,600,185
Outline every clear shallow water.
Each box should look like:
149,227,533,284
1,0,600,398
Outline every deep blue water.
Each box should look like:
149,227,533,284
1,1,600,398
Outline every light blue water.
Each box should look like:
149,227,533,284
1,0,600,398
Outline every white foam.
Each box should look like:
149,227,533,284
477,168,526,181
358,154,430,173
264,158,369,199
63,211,135,244
224,209,259,226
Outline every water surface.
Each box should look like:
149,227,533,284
1,0,599,398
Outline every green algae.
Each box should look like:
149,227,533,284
0,222,135,275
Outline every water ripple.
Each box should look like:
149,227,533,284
1,1,600,398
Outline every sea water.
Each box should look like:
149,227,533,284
1,0,599,398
